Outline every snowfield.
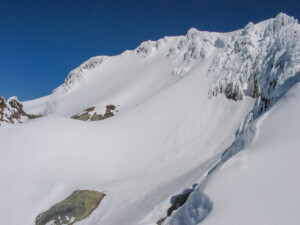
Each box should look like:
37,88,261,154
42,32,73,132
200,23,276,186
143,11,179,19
165,83,300,225
201,83,300,225
0,13,299,225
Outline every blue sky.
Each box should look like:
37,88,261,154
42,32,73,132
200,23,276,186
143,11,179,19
1,0,299,101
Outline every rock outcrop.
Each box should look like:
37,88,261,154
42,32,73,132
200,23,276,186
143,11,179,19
35,190,105,225
0,96,42,126
71,105,118,121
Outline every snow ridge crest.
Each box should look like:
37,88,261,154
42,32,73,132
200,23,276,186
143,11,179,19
52,13,299,118
208,13,300,114
54,55,108,95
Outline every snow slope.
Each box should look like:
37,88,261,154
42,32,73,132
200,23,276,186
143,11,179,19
201,83,300,225
165,83,300,225
0,13,299,225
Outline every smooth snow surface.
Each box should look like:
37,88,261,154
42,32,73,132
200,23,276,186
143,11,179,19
0,13,299,225
201,83,300,225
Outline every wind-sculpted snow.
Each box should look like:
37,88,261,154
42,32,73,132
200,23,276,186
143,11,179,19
165,114,257,225
165,191,213,225
208,13,300,109
169,28,218,77
135,28,220,77
135,38,171,58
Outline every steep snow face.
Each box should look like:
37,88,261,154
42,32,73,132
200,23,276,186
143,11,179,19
200,83,300,225
164,13,300,225
1,12,300,225
168,28,220,77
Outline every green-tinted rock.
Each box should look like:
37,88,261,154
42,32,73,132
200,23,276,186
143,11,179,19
83,107,95,112
71,113,91,121
36,190,105,225
90,112,104,121
71,105,117,121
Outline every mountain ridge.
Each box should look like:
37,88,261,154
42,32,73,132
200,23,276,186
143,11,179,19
0,13,299,225
18,13,299,124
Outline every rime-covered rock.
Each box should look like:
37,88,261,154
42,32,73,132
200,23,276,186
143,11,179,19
54,56,108,95
208,13,300,115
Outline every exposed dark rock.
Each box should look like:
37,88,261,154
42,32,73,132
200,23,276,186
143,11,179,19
259,96,271,113
251,79,260,98
106,104,116,111
36,190,105,225
71,113,91,121
70,107,96,121
0,97,5,121
224,83,243,101
0,96,42,125
72,105,118,122
8,98,26,115
167,189,193,216
157,217,167,225
156,189,193,225
27,114,43,119
90,112,103,121
84,107,95,112
7,97,28,121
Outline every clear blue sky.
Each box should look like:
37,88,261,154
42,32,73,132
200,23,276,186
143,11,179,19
1,0,299,101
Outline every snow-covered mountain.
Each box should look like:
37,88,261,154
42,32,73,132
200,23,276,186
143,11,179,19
0,13,299,225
